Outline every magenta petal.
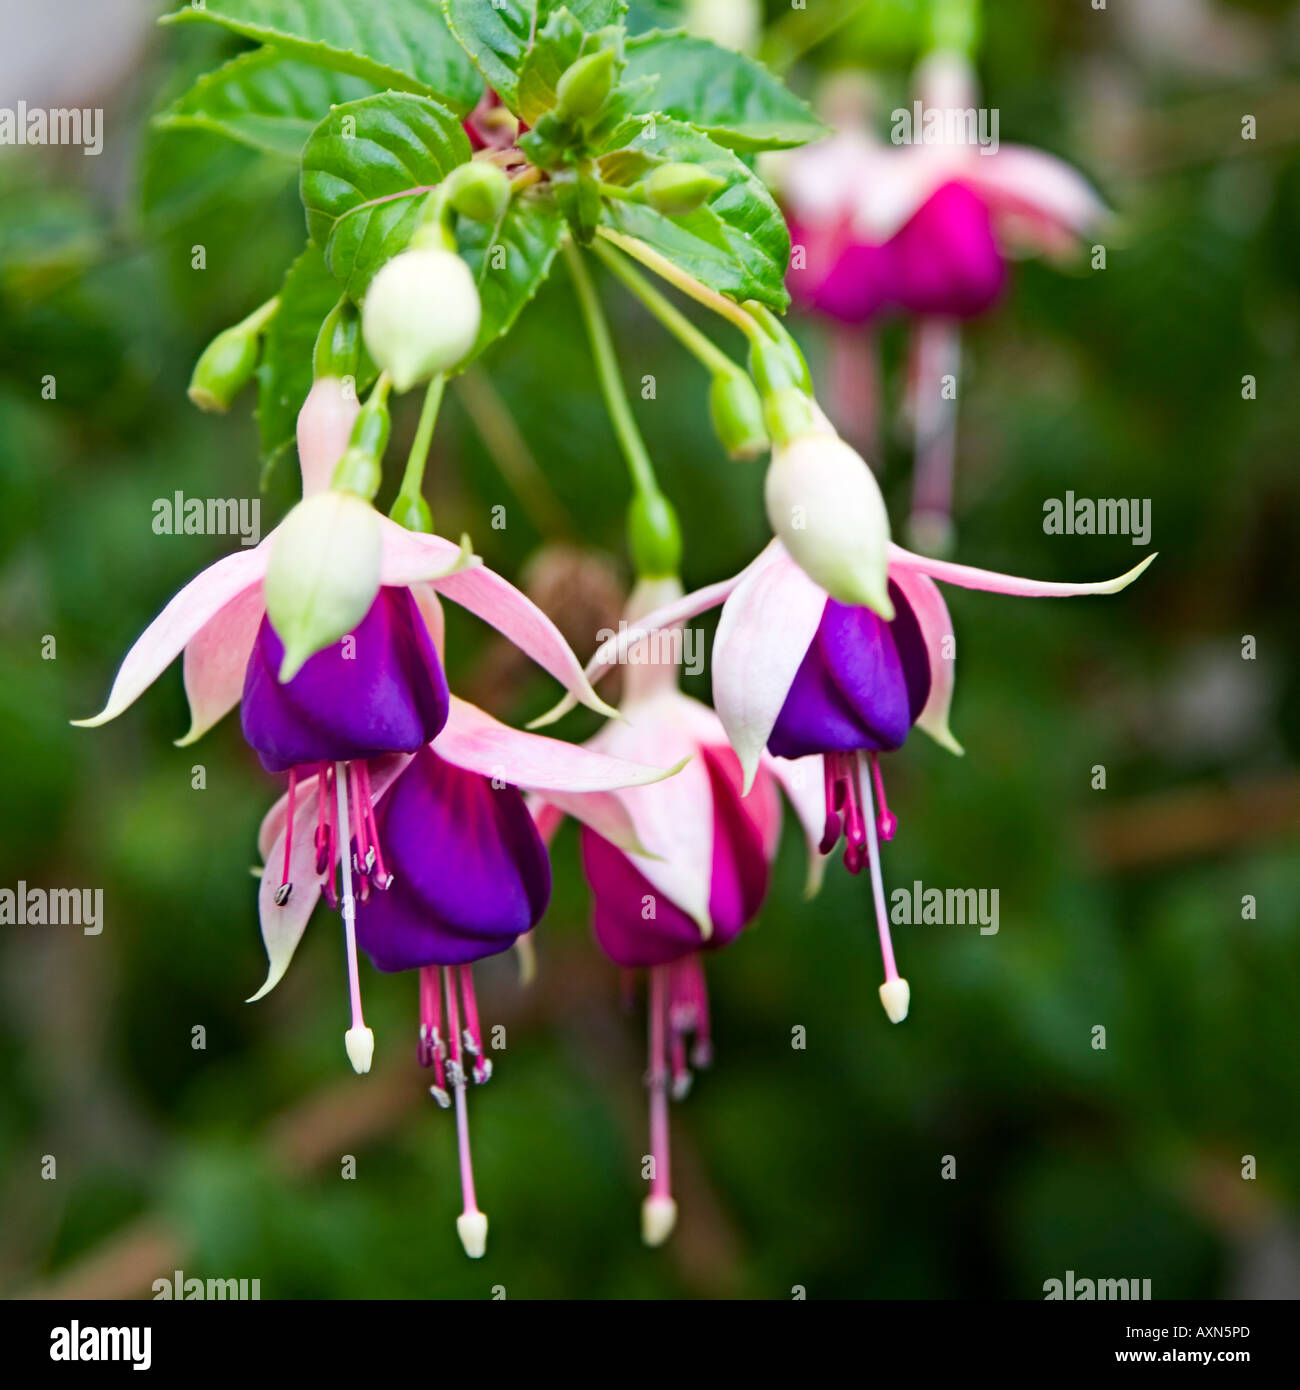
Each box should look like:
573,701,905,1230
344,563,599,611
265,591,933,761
888,181,1006,318
241,587,449,773
787,214,895,325
355,746,551,972
581,748,768,968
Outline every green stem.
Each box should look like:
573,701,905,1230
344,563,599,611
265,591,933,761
597,228,763,344
238,295,280,336
563,239,658,499
592,239,740,378
397,374,444,506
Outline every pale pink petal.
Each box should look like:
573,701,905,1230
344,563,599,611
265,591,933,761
176,583,265,746
528,567,750,730
298,377,360,498
765,753,829,898
889,544,1155,598
887,565,962,756
73,544,270,728
965,144,1107,243
587,695,714,935
435,695,685,793
430,562,624,720
713,544,826,793
534,788,647,856
376,517,476,585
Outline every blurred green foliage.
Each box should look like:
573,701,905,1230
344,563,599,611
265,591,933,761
0,1,1297,1299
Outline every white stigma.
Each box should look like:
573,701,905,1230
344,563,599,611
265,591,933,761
345,1025,375,1073
641,1195,678,1248
457,1209,488,1259
878,977,911,1024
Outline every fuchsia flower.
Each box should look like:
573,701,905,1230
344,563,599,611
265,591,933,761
542,547,1153,1027
532,580,825,1245
780,56,1106,325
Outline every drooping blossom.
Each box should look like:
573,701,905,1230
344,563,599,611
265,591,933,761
538,547,1154,1026
76,381,618,1071
254,691,683,1258
532,579,825,1245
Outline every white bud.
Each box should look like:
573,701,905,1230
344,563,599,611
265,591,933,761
362,248,481,391
765,432,894,617
641,1195,677,1247
457,1209,488,1259
297,377,360,498
879,977,910,1024
264,491,382,682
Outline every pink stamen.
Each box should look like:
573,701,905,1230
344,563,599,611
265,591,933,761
869,753,897,841
443,966,482,1223
647,965,672,1204
858,752,900,984
418,966,449,1105
357,762,392,889
459,965,491,1084
276,767,297,905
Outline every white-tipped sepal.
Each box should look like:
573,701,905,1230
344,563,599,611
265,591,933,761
361,248,481,391
764,432,893,617
641,1195,678,1247
457,1209,488,1259
263,491,382,682
345,1026,375,1074
879,977,911,1024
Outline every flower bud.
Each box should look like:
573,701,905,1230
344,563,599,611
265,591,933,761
444,161,511,223
312,298,361,380
187,324,260,413
556,49,616,121
643,162,726,216
627,489,682,580
362,248,481,391
330,380,391,500
764,431,893,616
297,377,360,497
264,490,382,682
708,369,768,460
389,491,434,534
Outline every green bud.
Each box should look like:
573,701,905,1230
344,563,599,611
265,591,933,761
389,491,434,534
762,388,817,449
312,299,361,381
627,489,682,580
188,324,259,413
556,49,616,121
444,161,511,224
187,298,278,412
330,381,391,500
643,162,726,217
708,369,769,461
746,307,813,396
264,490,383,683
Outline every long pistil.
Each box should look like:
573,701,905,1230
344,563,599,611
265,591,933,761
858,751,910,1024
444,966,488,1258
642,965,677,1246
334,760,374,1073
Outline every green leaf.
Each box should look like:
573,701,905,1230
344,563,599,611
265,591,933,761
160,0,483,113
597,117,790,308
299,94,471,300
442,0,626,112
623,30,827,151
458,192,567,365
256,245,337,470
156,49,378,160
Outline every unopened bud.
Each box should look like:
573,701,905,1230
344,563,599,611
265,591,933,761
330,380,391,500
445,161,511,223
764,431,893,616
297,377,361,497
312,298,361,381
643,162,726,216
556,49,616,121
264,490,382,682
627,489,682,580
709,369,768,460
362,248,481,391
187,327,257,412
